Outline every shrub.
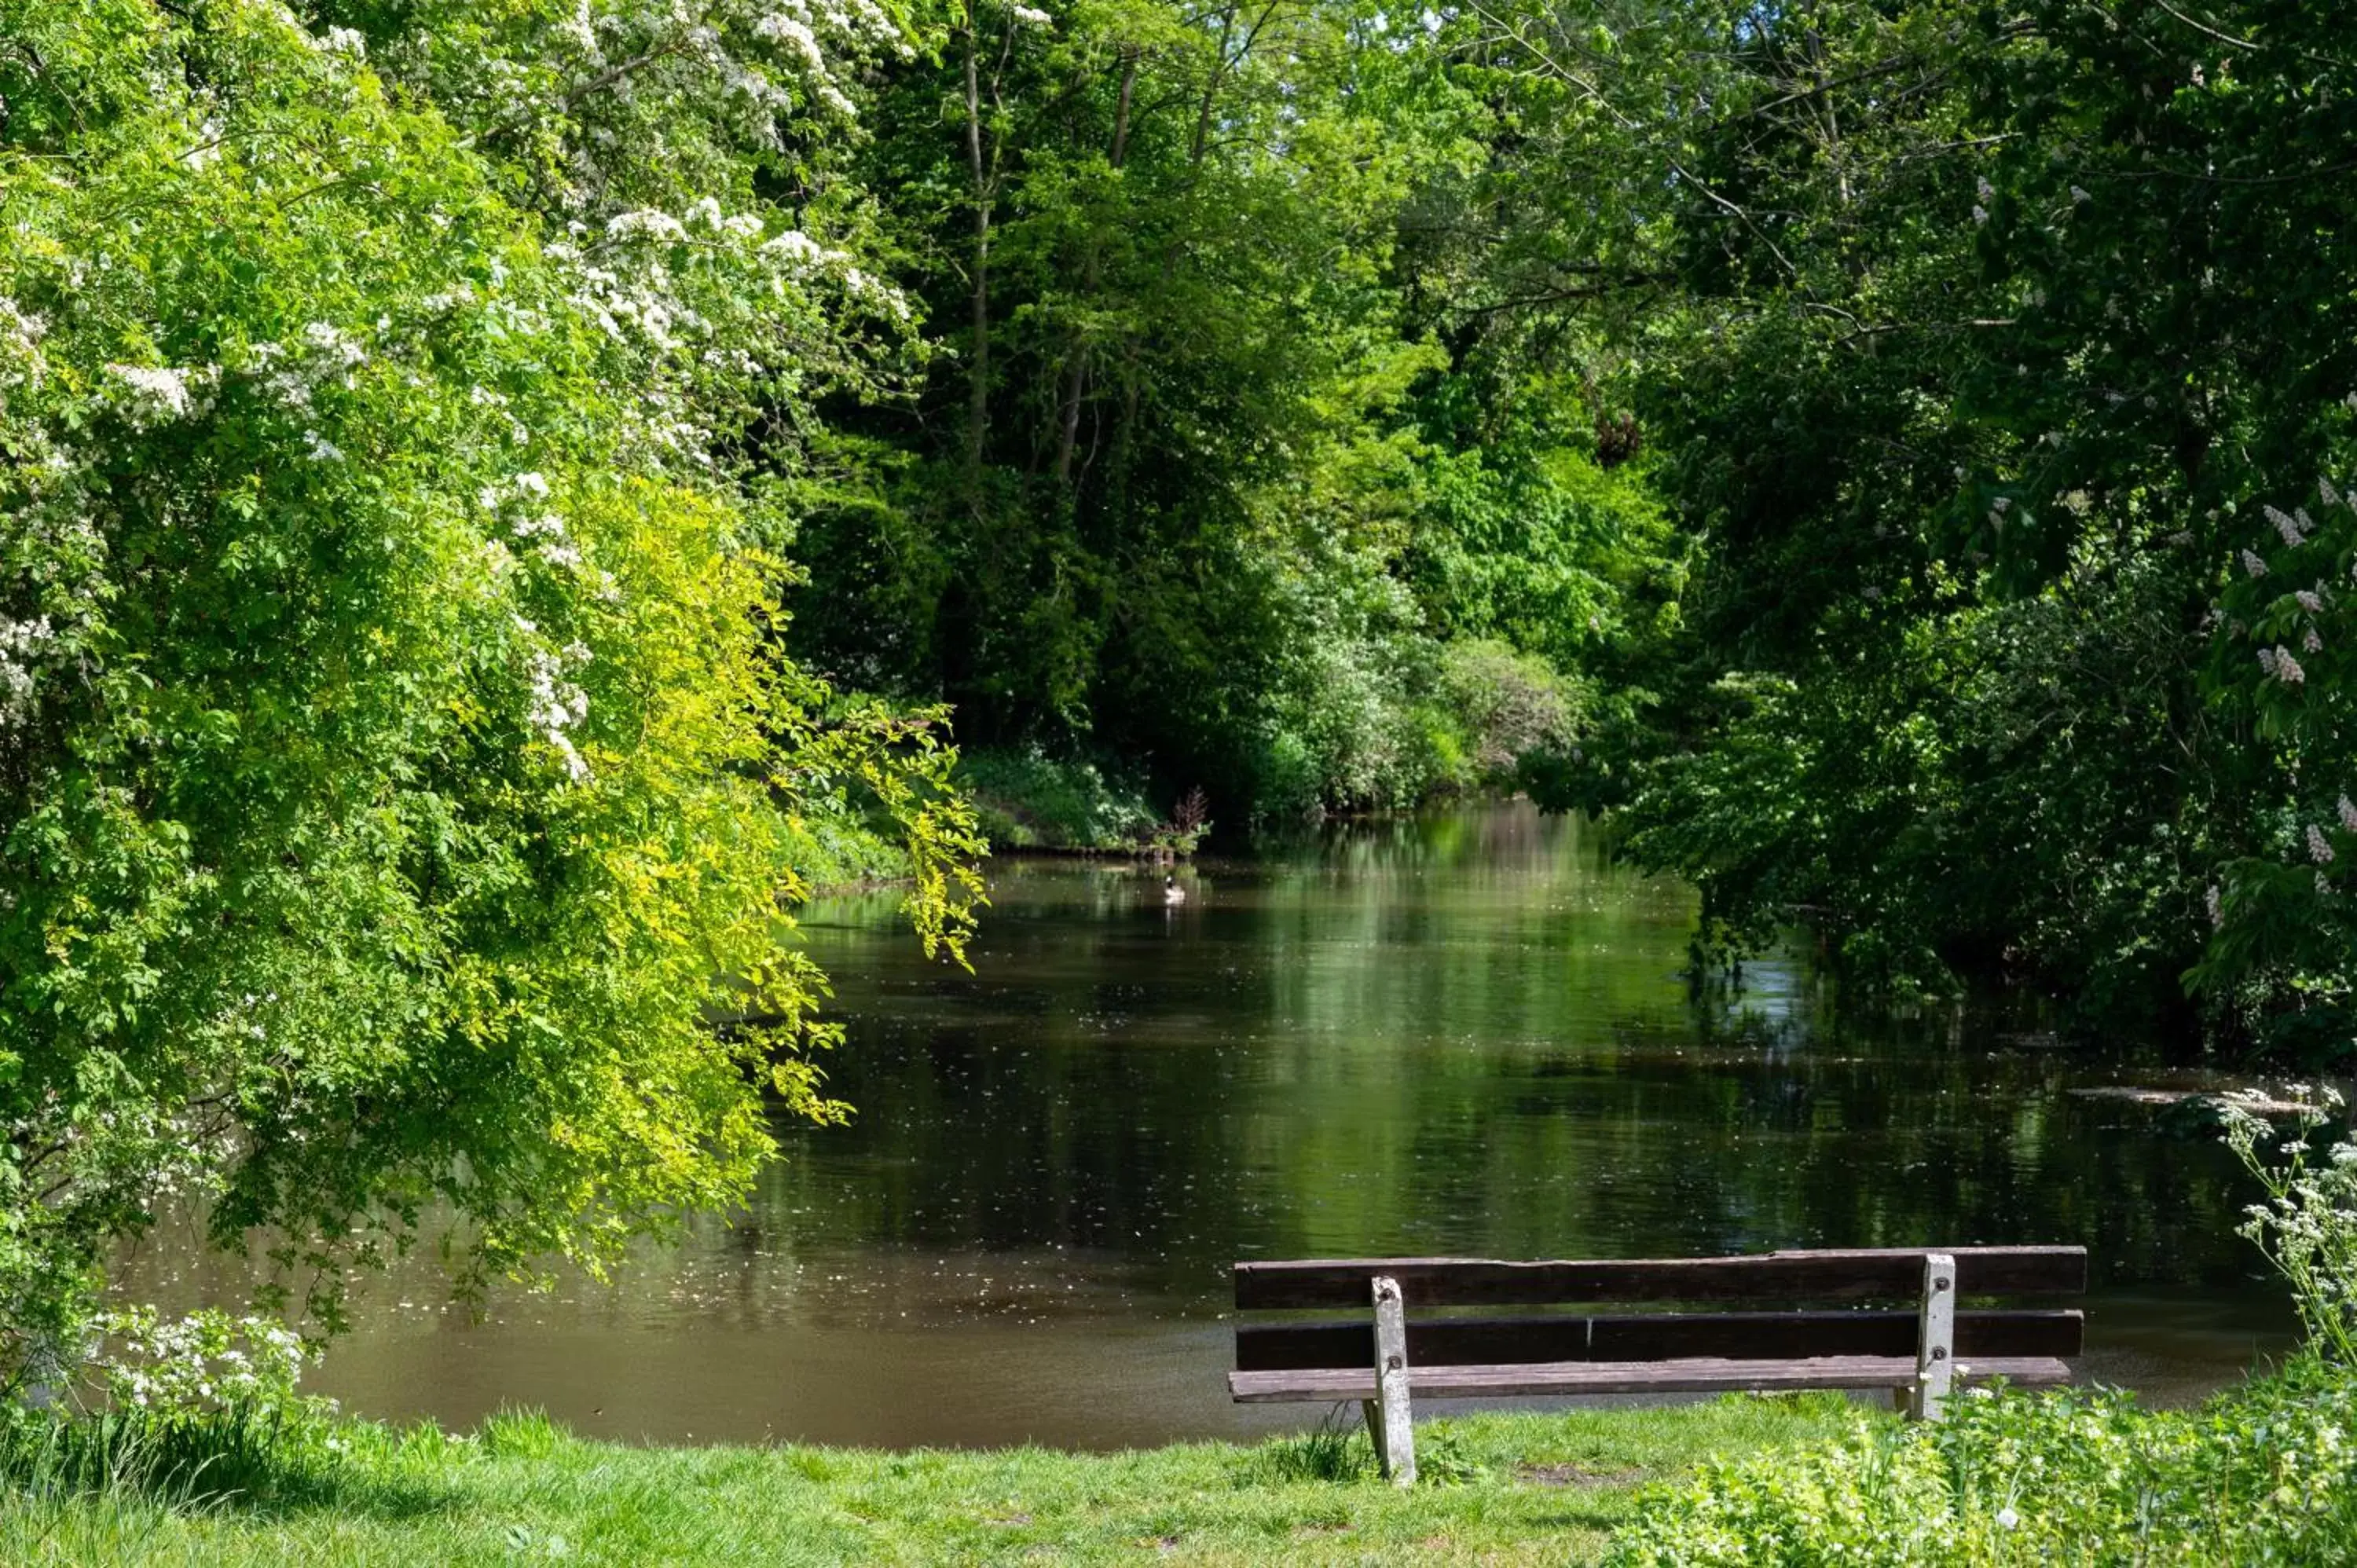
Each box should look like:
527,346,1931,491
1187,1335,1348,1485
955,748,1165,851
1609,1094,2357,1563
1609,1365,2357,1566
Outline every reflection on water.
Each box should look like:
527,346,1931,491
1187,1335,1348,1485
116,804,2297,1446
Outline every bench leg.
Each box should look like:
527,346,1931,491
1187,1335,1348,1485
1370,1275,1417,1486
1908,1251,1956,1421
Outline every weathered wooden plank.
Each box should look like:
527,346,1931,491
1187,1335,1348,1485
1228,1354,2074,1405
1233,1309,2083,1372
1233,1247,2087,1310
1593,1308,2082,1362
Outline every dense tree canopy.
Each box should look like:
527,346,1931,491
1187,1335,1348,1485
1468,0,2357,1053
0,0,981,1370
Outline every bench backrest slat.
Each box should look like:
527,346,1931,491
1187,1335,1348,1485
1233,1247,2087,1310
1233,1307,2083,1371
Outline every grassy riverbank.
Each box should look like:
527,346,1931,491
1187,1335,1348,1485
0,1398,1860,1566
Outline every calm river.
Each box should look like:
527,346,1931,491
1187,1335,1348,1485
123,804,2298,1446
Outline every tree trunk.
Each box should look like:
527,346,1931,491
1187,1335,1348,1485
963,6,995,502
1053,49,1139,487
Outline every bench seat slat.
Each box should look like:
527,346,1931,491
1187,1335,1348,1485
1234,1248,2088,1310
1234,1308,2082,1371
1228,1355,2074,1405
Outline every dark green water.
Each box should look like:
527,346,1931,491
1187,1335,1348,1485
120,803,2298,1447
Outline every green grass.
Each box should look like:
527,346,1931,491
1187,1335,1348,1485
0,1397,1864,1566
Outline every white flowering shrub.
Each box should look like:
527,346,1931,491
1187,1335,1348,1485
2220,1086,2357,1364
337,0,900,211
88,1310,315,1423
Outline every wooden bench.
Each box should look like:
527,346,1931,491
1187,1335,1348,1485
1228,1246,2086,1484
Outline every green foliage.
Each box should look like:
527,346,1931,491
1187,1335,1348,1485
773,0,1668,819
954,746,1164,851
1613,1092,2357,1564
1439,0,2357,1050
1612,1357,2357,1565
1436,640,1582,787
1611,1361,2357,1566
0,0,981,1382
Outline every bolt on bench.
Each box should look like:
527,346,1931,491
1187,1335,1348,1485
1228,1246,2086,1485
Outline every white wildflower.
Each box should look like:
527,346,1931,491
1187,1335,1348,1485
2299,589,2324,614
0,297,46,395
756,12,830,68
0,615,54,727
301,430,344,463
2311,823,2336,865
322,25,366,57
1995,1507,2020,1531
1010,3,1053,22
185,116,225,170
2307,628,2325,653
2267,504,2303,547
761,229,825,268
244,324,365,409
525,643,592,783
2325,477,2344,509
2207,883,2223,928
2338,795,2357,833
2277,647,2307,683
559,0,600,56
2243,550,2270,578
607,209,687,243
1972,204,1989,225
107,362,208,425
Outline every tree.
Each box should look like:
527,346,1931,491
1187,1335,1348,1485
1457,0,2357,1052
0,0,980,1380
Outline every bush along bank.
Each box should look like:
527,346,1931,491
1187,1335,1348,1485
1610,1087,2357,1565
956,748,1211,856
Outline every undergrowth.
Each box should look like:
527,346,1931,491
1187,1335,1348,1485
1611,1088,2357,1564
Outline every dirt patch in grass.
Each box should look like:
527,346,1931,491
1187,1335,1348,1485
1517,1462,1640,1489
